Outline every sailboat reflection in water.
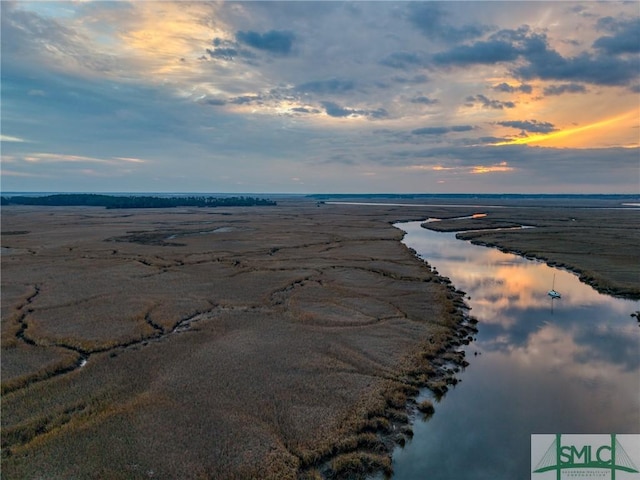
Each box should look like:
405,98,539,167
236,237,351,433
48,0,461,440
548,274,562,299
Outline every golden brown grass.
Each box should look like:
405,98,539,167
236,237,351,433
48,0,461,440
0,203,466,478
2,198,630,478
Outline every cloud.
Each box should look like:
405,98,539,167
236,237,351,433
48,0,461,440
1,1,121,75
207,47,239,61
493,83,532,94
434,39,520,66
405,160,513,175
379,51,428,69
2,1,638,194
1,135,28,143
22,153,147,164
432,24,639,87
201,98,227,106
497,120,556,134
543,83,587,96
321,101,357,118
321,101,387,119
410,96,438,105
450,125,474,132
207,37,257,62
470,161,513,174
236,30,295,55
295,79,355,95
516,50,638,87
593,17,640,55
412,126,449,135
291,107,313,113
392,74,429,84
386,145,639,178
509,24,639,86
466,94,515,109
230,95,262,105
412,125,473,135
405,3,489,43
432,27,529,67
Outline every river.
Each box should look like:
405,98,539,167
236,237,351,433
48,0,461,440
390,220,640,479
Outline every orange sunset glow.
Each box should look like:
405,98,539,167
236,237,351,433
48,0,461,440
493,110,639,148
2,1,638,193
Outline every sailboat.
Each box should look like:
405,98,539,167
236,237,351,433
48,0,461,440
548,274,561,299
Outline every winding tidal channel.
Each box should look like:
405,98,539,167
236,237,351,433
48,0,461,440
390,219,640,479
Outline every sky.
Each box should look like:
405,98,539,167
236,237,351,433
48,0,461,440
1,1,639,194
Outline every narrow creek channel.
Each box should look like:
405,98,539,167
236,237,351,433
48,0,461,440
390,219,640,479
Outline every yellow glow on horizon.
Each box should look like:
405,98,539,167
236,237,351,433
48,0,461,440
493,110,639,147
405,162,514,175
471,161,513,174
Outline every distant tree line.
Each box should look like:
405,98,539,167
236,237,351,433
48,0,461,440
0,194,276,209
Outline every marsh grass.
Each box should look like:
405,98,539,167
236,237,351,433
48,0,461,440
449,208,640,299
2,201,622,478
417,400,435,419
1,345,81,395
328,452,392,479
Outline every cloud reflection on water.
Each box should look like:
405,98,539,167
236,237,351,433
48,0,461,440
392,221,640,479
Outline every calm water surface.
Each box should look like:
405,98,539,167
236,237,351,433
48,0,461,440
391,220,640,479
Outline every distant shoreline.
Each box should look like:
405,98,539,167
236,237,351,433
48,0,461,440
1,193,277,209
3,191,639,199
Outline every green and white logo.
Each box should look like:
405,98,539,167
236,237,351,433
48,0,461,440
531,434,640,479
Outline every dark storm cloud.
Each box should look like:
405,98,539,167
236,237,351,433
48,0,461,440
410,96,438,105
543,83,587,96
406,2,489,43
295,79,355,95
493,83,533,94
497,120,556,133
412,125,473,135
235,30,295,55
593,17,640,54
466,94,515,109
